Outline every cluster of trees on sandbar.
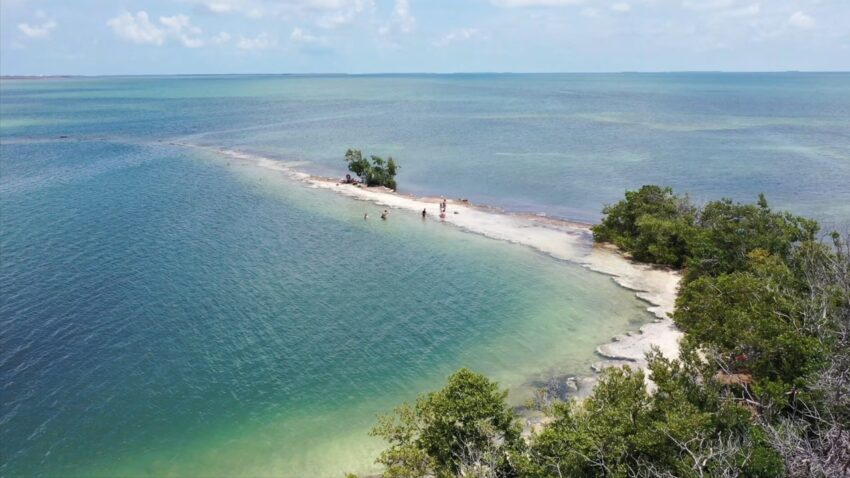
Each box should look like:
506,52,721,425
345,149,399,190
356,186,849,478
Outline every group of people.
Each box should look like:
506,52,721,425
364,210,390,220
365,199,447,222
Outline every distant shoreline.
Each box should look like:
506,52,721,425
0,75,76,80
2,71,848,81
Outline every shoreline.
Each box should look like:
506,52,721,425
189,143,683,387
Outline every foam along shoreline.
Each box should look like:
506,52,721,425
201,145,683,375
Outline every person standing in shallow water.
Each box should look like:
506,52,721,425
421,208,427,219
381,209,388,220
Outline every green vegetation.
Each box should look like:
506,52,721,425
345,149,399,190
590,185,697,268
370,369,524,478
366,186,849,477
590,185,818,279
528,354,783,477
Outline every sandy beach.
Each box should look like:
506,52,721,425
199,145,684,381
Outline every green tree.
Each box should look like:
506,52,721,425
591,185,697,267
674,250,827,408
526,354,783,478
685,195,818,281
371,369,523,478
345,149,371,178
344,149,400,190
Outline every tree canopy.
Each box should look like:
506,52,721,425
370,369,524,478
590,186,818,278
365,187,849,477
345,149,399,190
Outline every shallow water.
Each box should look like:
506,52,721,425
2,74,848,476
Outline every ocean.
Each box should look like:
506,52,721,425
1,73,848,477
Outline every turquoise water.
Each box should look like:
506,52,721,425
2,74,849,477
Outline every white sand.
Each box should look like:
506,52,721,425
193,145,683,375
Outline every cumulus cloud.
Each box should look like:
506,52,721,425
201,1,241,14
184,0,261,16
610,2,630,13
210,31,232,45
106,11,231,48
237,32,272,50
183,0,373,26
787,11,815,29
290,27,321,44
160,14,205,47
433,28,484,47
18,19,56,39
723,3,760,18
107,11,166,45
289,27,332,52
315,0,374,29
380,0,415,35
491,0,586,6
681,0,736,11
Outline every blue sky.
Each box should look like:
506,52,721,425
1,0,848,74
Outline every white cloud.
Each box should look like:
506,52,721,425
160,14,205,48
723,3,760,18
182,0,263,17
183,0,373,26
204,1,239,13
107,11,227,48
290,27,322,44
611,2,630,13
681,0,735,11
17,19,56,39
380,0,415,35
491,0,586,6
787,11,815,29
107,11,166,45
289,27,331,51
433,28,484,47
237,32,272,50
210,31,232,45
315,0,374,29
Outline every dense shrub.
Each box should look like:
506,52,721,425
591,185,697,267
370,369,524,478
685,196,818,281
368,186,846,478
592,186,818,280
345,149,399,190
674,251,827,408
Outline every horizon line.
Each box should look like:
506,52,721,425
2,70,850,79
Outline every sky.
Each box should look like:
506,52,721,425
1,0,848,75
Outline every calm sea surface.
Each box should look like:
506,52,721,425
2,74,849,477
